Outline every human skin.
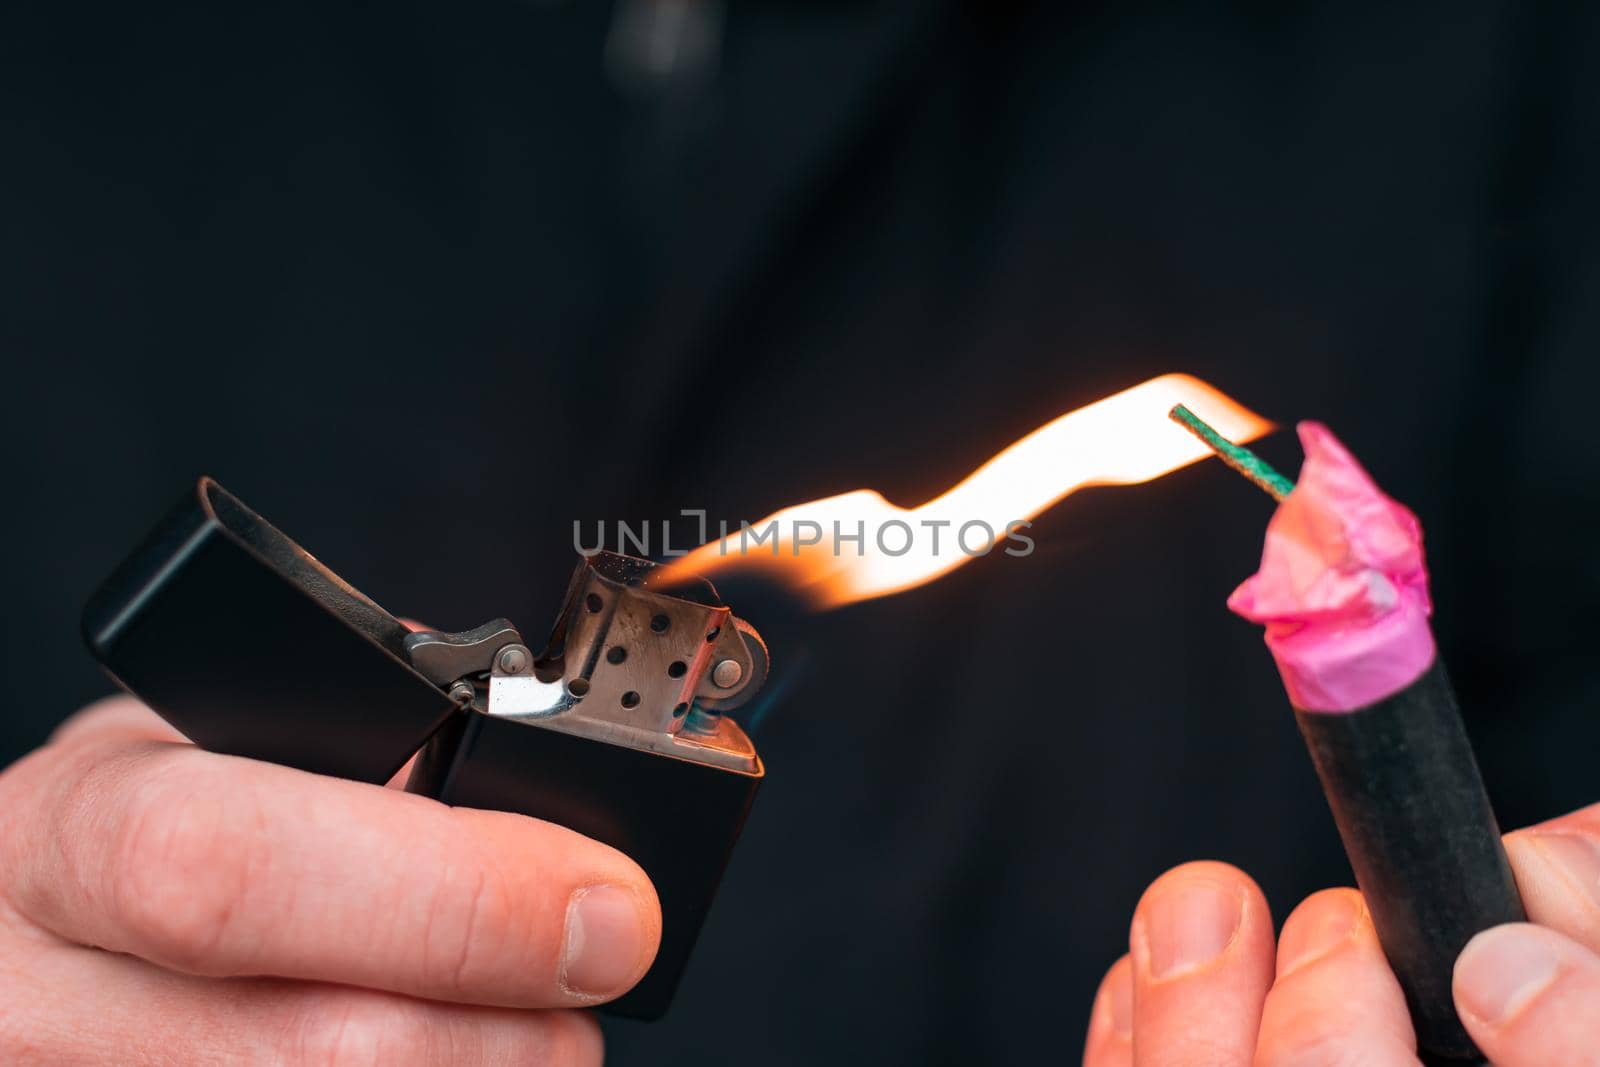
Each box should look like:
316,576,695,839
0,696,663,1065
1082,803,1600,1066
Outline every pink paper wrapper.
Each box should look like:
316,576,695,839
1228,422,1436,713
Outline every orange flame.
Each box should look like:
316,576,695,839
668,373,1271,609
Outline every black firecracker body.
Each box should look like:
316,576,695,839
406,710,763,1020
1295,659,1523,1062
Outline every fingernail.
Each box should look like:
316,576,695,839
1137,882,1242,981
562,885,647,998
1276,892,1363,979
1455,925,1561,1026
1527,832,1600,907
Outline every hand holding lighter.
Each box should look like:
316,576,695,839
82,478,769,1019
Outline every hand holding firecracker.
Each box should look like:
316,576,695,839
1082,804,1600,1067
1084,418,1600,1067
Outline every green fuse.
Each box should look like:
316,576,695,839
1169,403,1296,501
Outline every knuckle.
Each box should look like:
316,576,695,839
8,741,152,924
106,757,252,970
285,993,434,1067
425,862,513,996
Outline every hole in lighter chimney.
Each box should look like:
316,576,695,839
667,661,687,678
621,691,641,708
607,646,627,665
585,594,603,614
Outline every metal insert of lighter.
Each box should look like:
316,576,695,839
82,478,769,1019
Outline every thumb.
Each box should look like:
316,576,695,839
1503,801,1600,954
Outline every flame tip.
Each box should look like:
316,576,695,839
667,374,1270,607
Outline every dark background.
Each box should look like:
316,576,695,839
3,2,1597,1063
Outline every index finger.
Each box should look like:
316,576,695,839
1254,888,1418,1066
0,729,662,1009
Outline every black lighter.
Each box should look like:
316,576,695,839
81,478,769,1019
